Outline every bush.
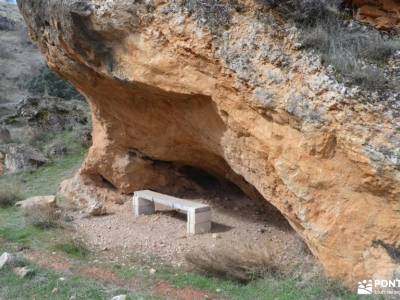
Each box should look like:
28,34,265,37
301,20,399,63
259,0,343,27
0,184,23,208
185,242,280,282
24,204,61,229
23,66,83,100
185,0,233,34
44,139,68,158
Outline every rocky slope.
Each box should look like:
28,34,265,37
0,2,90,176
18,0,400,287
0,2,43,119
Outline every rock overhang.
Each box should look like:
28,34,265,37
17,0,400,288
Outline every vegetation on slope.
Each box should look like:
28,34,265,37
259,0,400,92
184,0,399,96
23,66,84,100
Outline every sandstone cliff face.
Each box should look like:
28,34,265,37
351,0,400,31
18,0,400,287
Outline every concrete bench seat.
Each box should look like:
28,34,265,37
133,190,211,235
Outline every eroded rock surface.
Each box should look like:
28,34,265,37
351,0,400,31
18,0,400,287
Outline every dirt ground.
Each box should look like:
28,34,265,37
70,185,316,272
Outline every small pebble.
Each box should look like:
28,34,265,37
111,295,127,300
149,268,156,275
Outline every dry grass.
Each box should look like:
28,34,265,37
185,0,234,34
259,0,400,92
185,241,282,282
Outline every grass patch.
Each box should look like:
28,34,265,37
53,238,90,260
109,251,360,300
30,130,86,154
0,207,58,249
162,267,358,300
0,263,155,300
114,262,359,300
0,147,85,198
0,147,85,249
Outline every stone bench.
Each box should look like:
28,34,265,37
133,190,211,235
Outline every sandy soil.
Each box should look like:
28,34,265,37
70,186,316,271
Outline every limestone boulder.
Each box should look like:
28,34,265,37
16,195,57,211
111,295,127,300
0,252,16,270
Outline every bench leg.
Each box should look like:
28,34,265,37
133,196,155,216
187,209,211,235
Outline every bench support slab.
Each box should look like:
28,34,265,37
134,197,155,215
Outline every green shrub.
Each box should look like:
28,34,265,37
23,66,83,100
0,184,23,208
